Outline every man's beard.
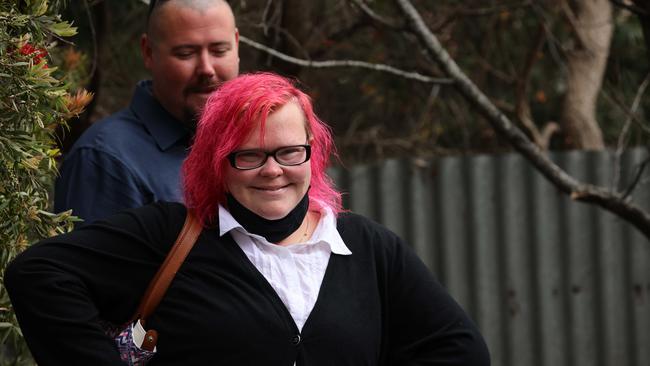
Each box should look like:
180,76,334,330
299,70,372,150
181,80,222,130
182,106,199,132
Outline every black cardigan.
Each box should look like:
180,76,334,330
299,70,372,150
5,202,489,365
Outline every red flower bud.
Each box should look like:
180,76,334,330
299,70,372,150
18,43,48,66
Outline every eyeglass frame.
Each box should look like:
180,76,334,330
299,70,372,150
227,144,312,170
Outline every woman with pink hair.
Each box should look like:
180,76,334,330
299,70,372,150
183,71,342,237
5,72,489,365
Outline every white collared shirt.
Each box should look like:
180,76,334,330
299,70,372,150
219,204,352,331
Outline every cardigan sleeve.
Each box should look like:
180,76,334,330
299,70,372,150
4,202,186,365
384,232,490,365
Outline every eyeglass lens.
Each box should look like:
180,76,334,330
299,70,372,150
233,145,309,169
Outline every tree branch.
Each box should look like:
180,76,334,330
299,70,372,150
614,72,650,195
239,35,453,84
455,0,533,16
261,0,275,36
601,88,650,134
247,23,311,60
515,22,549,148
610,0,648,17
393,0,650,240
349,0,405,29
623,157,650,200
84,0,98,79
632,0,650,66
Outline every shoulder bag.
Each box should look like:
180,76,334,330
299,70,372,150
103,210,203,365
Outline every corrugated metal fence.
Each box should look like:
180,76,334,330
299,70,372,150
329,148,650,366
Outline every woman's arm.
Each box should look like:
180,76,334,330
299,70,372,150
385,233,490,365
4,202,185,365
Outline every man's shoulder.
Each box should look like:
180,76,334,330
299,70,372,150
67,108,154,159
74,109,143,144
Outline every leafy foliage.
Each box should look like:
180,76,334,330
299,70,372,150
0,0,87,363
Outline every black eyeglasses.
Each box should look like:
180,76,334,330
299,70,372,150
227,145,311,170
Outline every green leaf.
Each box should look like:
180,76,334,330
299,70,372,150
1,1,101,362
48,21,77,37
29,0,49,17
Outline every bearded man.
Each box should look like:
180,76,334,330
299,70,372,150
55,0,240,224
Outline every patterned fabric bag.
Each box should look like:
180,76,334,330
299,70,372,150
103,320,156,365
103,211,202,365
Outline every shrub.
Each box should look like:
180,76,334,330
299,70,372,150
0,1,88,363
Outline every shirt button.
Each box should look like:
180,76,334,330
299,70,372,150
291,334,301,345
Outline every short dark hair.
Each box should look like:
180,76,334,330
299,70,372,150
145,0,231,33
145,0,166,31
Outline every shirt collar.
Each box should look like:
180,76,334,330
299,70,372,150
218,204,352,255
130,80,191,151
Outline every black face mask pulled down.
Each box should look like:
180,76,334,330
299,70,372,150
226,192,309,243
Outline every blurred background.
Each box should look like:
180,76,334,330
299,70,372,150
60,0,650,162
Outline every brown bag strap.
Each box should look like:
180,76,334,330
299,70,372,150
133,210,202,323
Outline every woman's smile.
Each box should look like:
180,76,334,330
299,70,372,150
253,184,289,192
225,101,311,220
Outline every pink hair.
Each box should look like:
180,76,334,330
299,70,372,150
183,72,342,225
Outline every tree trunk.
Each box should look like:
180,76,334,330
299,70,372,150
560,0,612,150
265,0,325,75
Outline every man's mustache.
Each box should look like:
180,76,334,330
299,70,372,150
185,82,222,94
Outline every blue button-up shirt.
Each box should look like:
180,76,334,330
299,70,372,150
54,80,191,224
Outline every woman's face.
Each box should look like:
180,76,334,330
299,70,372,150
225,101,311,220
